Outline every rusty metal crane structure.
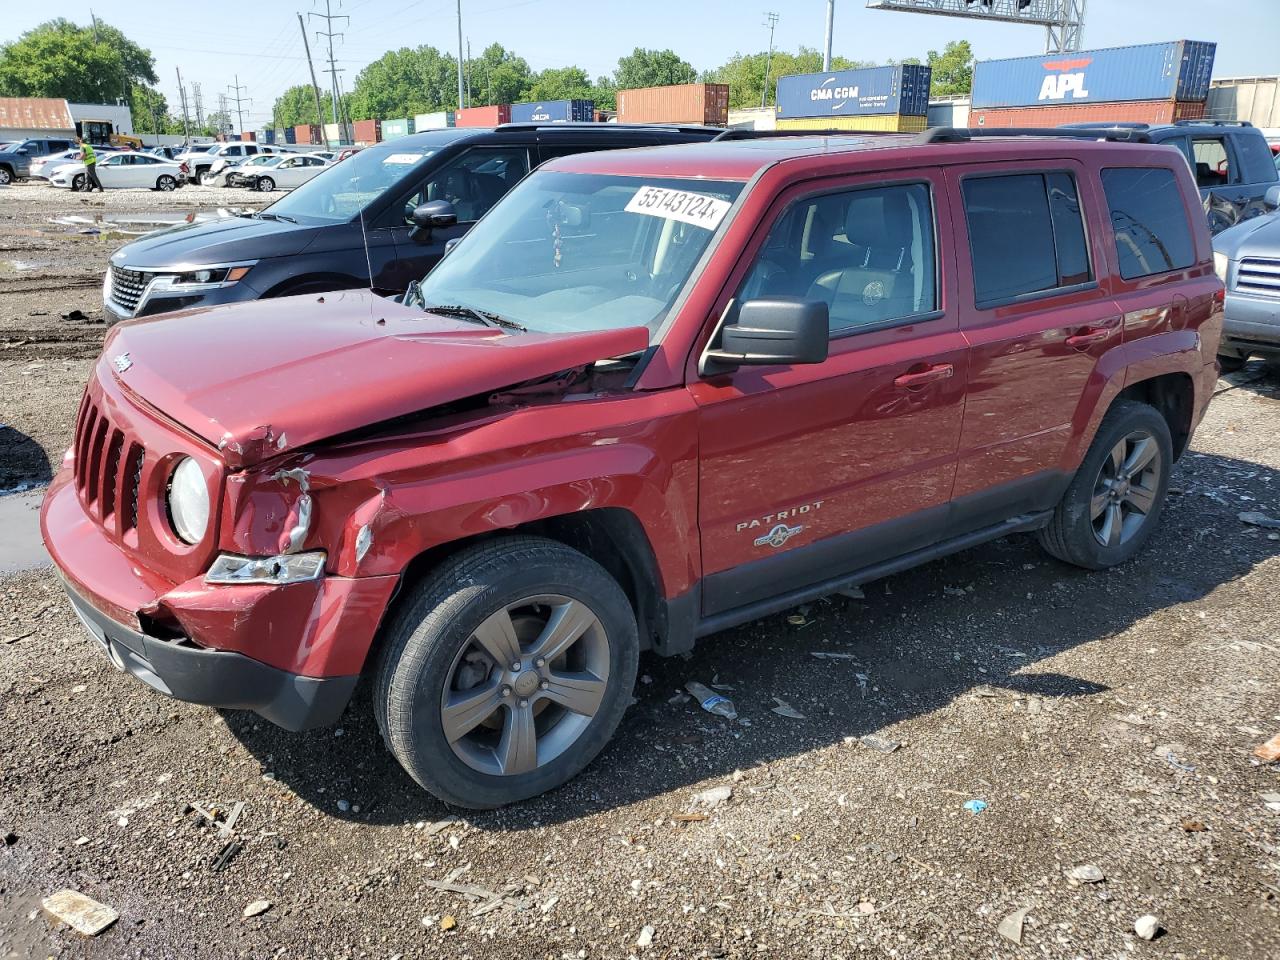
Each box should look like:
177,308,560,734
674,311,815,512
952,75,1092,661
864,0,1088,54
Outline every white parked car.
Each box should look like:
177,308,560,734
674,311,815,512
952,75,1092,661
222,154,287,188
177,142,277,183
239,153,331,192
49,152,188,191
29,148,84,179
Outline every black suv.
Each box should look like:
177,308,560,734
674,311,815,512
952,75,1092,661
102,124,722,322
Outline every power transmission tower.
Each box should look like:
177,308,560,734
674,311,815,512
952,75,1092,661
192,82,204,128
310,0,350,125
298,11,329,134
761,12,779,109
227,74,251,137
175,67,191,145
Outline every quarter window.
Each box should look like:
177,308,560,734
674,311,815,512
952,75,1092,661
1101,167,1197,280
962,172,1093,308
738,182,937,335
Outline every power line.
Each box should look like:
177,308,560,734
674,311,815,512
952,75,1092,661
309,0,350,125
227,74,252,136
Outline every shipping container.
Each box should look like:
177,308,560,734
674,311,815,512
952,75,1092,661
511,99,595,123
352,118,381,145
927,97,970,129
970,99,1206,129
616,83,729,126
381,117,415,139
728,107,777,131
1206,76,1280,127
240,131,256,142
260,128,276,144
283,127,297,144
971,40,1216,110
292,123,321,145
411,112,454,131
322,122,342,145
775,113,929,133
456,105,512,127
776,64,931,119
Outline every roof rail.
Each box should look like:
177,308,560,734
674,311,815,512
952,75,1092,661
1173,119,1253,127
1058,121,1151,130
915,126,1154,144
495,122,723,135
711,128,902,141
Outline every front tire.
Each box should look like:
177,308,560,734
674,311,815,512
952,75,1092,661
257,176,274,192
1217,353,1247,374
72,173,85,191
0,166,12,185
374,536,639,809
1037,400,1173,570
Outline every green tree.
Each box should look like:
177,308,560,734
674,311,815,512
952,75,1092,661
467,44,532,107
130,85,171,135
522,66,594,104
348,46,459,119
272,84,324,128
0,18,156,103
203,110,233,137
709,47,872,109
926,40,974,96
613,48,698,91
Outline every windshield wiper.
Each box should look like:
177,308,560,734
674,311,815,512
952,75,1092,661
423,303,527,333
254,211,297,224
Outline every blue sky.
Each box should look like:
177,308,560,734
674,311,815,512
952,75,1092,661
5,0,1277,130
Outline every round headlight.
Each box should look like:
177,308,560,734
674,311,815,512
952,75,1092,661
168,457,210,544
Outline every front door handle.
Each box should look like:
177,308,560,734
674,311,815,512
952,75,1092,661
894,363,954,389
1065,327,1111,348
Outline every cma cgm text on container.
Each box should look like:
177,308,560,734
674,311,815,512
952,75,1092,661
511,100,594,123
971,40,1216,109
776,65,931,119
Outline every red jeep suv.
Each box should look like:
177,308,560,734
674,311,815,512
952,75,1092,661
42,130,1223,808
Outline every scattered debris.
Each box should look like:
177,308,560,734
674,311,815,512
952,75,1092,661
440,915,457,931
1134,914,1161,941
770,697,805,719
635,924,655,949
671,813,708,823
855,673,869,698
243,900,272,919
1254,732,1280,763
685,681,736,719
837,585,865,600
1181,820,1208,833
693,785,733,809
1069,864,1105,884
42,890,118,936
962,799,988,815
417,816,460,836
1154,743,1196,771
3,831,17,846
1238,511,1280,530
998,907,1031,945
421,875,531,916
2,631,33,644
1261,792,1280,812
211,840,243,872
809,651,861,661
337,800,351,813
858,734,901,754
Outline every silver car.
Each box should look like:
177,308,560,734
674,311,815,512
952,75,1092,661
1214,188,1280,369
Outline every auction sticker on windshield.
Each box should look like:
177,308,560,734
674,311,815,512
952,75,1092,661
625,185,732,230
384,152,431,164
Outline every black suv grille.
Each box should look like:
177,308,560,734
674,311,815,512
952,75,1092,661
106,266,152,315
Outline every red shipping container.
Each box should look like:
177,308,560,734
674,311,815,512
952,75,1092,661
455,105,512,128
971,99,1206,129
241,131,256,142
292,124,321,145
617,84,730,126
353,118,382,144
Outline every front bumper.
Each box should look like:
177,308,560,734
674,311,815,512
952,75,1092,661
1221,288,1280,357
41,472,398,729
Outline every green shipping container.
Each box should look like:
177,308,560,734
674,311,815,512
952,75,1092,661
381,118,415,139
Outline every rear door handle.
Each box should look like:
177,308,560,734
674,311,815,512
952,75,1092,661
1065,328,1111,348
894,363,954,389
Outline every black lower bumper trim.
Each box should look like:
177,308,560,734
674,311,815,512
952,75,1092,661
63,582,357,732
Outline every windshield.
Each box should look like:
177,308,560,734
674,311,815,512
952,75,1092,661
263,135,465,223
416,171,743,339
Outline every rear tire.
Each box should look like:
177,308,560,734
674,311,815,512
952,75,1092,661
374,536,639,809
1037,400,1173,570
156,175,176,191
1217,353,1247,373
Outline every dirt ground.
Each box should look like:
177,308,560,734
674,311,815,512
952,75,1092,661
2,183,1280,960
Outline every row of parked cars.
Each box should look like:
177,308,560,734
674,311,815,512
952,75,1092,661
38,118,1280,809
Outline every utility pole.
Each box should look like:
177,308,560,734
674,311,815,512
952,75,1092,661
90,9,100,40
175,67,191,145
466,38,472,108
192,81,204,129
310,0,349,125
822,0,834,72
298,11,328,135
761,12,779,109
227,74,250,137
456,0,465,111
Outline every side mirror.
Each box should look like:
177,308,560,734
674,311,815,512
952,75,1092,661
410,199,458,238
1265,185,1280,211
702,298,830,374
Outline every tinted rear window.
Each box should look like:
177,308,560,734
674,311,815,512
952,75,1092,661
1234,132,1280,184
1100,167,1197,280
963,172,1093,307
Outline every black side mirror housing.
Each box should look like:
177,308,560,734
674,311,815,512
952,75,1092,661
702,298,830,375
410,199,458,239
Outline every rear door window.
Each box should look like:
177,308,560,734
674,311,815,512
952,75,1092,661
1191,137,1234,187
962,172,1094,308
1100,167,1197,280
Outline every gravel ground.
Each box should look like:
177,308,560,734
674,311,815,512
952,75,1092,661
2,185,1280,959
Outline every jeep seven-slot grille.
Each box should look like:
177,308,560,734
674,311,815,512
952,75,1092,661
73,392,145,537
1237,258,1280,298
106,265,150,315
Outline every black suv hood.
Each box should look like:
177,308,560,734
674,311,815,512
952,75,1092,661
110,215,324,269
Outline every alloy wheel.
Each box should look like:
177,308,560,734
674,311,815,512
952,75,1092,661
440,594,609,777
1090,429,1162,548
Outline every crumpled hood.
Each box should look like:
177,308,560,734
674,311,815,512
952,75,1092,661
100,290,649,468
1214,210,1280,261
110,215,320,269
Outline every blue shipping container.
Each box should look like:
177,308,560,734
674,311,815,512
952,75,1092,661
260,128,276,144
511,99,595,123
283,127,297,144
776,64,932,119
971,40,1216,109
